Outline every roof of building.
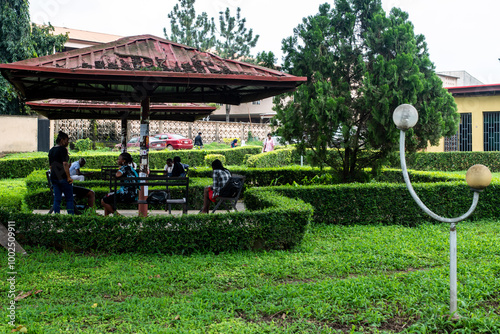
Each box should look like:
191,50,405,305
0,34,306,105
446,83,500,96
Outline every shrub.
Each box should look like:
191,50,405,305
246,148,293,168
0,147,262,179
245,180,500,226
0,191,312,253
204,154,225,166
393,151,500,172
72,138,93,152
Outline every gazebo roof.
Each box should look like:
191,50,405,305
0,34,306,105
26,99,216,122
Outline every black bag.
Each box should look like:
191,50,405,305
147,191,168,204
219,177,243,198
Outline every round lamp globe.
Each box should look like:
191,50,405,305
393,104,418,130
466,164,492,190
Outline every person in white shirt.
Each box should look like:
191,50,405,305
69,158,86,181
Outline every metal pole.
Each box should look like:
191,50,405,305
450,223,458,316
139,98,150,217
121,118,127,153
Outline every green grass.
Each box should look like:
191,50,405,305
1,220,499,333
0,178,27,211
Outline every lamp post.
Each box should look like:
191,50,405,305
393,104,492,318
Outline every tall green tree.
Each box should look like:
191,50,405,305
0,0,67,115
163,0,216,51
273,0,458,181
164,1,259,60
215,7,259,60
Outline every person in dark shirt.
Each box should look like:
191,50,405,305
171,156,187,177
200,159,231,213
48,131,74,214
194,132,203,148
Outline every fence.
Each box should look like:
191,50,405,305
54,119,272,144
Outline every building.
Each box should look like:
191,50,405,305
426,84,500,152
436,71,483,87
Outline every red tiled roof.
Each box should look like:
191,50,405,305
0,35,306,104
27,99,215,122
446,83,500,96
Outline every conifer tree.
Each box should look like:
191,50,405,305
274,0,458,181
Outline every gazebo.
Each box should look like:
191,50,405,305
0,34,307,215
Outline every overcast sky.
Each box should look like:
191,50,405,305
29,0,500,84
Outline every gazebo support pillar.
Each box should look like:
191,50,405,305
138,98,150,217
121,118,127,153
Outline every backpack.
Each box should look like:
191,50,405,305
219,177,243,198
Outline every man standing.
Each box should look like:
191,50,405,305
48,131,74,214
194,132,203,148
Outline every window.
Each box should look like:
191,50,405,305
459,113,472,151
444,113,471,151
484,111,500,151
252,100,261,105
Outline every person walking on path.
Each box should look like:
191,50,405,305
48,131,74,214
262,133,275,153
194,132,203,148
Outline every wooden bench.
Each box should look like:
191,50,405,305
109,175,189,214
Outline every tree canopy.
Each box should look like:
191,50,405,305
273,0,458,181
0,0,67,115
164,0,259,60
163,0,215,51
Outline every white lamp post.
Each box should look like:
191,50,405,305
393,104,492,318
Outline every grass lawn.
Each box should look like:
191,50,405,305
1,220,499,333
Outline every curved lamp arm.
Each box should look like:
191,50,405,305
399,130,479,223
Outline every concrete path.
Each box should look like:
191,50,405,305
32,201,246,217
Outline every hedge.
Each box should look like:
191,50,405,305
0,190,313,254
189,166,464,186
245,181,500,226
393,151,500,172
0,146,262,179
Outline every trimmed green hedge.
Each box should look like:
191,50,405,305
245,181,500,226
0,190,313,253
0,147,261,179
397,151,500,172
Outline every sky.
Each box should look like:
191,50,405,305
29,0,500,84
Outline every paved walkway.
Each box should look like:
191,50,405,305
33,201,245,217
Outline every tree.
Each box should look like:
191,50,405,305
0,0,67,115
273,0,458,181
163,0,216,51
255,51,277,69
215,7,259,60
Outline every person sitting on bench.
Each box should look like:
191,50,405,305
101,153,139,216
200,159,231,214
171,156,187,177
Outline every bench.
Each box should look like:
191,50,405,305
109,175,189,214
212,174,245,213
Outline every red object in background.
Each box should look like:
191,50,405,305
154,133,194,150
